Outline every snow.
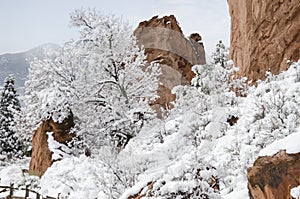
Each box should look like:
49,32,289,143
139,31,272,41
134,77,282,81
40,155,114,198
0,158,39,198
291,185,300,199
165,119,180,134
222,182,249,199
39,88,71,123
206,107,227,138
159,180,197,195
119,180,151,199
167,161,186,178
259,131,300,156
46,132,71,161
0,165,24,185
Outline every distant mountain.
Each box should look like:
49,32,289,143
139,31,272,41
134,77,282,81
0,43,60,94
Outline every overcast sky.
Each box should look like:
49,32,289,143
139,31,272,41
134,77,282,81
0,0,230,56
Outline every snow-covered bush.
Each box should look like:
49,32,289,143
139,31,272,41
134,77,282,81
40,153,146,199
249,67,300,144
40,155,120,198
141,155,221,199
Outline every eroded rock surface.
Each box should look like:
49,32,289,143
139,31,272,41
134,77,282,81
247,150,300,199
228,0,300,82
134,15,206,117
29,114,75,177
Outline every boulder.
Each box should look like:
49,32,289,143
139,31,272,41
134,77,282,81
228,0,300,82
247,150,300,199
134,15,206,117
29,114,75,177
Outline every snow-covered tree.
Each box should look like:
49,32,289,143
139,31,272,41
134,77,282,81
212,40,228,68
192,41,230,95
24,9,160,153
0,74,23,158
13,107,33,157
192,41,247,99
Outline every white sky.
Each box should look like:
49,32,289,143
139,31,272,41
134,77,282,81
0,0,230,56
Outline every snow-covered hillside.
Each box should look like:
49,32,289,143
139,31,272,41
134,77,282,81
1,59,300,198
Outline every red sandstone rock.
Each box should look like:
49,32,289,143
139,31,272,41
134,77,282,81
29,114,75,177
228,0,300,82
134,15,206,117
247,150,300,199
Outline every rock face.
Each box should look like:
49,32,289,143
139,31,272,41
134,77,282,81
29,114,75,177
247,150,300,199
134,15,206,117
228,0,300,82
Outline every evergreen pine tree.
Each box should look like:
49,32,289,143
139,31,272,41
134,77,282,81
212,40,228,68
0,74,22,158
192,41,230,95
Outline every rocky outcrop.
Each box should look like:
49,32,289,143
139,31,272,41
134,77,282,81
247,150,300,199
134,15,206,117
29,114,75,177
228,0,300,82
